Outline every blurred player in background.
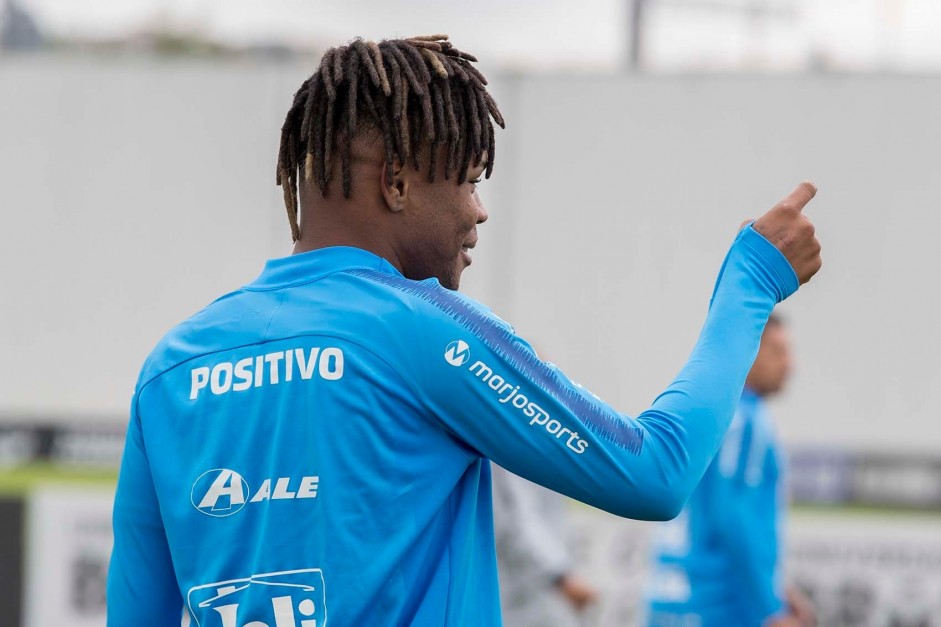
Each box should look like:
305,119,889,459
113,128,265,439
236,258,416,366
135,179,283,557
492,464,598,626
645,315,816,627
107,33,822,626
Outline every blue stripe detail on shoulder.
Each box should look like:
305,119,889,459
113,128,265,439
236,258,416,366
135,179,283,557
347,269,644,454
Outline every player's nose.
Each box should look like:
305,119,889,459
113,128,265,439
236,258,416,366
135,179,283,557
475,194,489,224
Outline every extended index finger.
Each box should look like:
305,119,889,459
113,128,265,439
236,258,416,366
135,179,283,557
778,180,818,213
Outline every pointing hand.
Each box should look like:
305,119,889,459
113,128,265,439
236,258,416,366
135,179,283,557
752,181,822,285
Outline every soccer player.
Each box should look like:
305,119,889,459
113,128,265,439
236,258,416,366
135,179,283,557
107,35,822,626
645,316,816,627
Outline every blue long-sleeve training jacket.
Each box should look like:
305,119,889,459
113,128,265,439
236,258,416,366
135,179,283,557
108,224,798,627
644,388,787,627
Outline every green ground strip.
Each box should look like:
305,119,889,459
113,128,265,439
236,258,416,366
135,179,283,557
792,502,941,519
0,463,118,496
0,466,939,521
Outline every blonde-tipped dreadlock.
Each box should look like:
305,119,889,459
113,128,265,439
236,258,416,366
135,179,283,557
275,35,505,242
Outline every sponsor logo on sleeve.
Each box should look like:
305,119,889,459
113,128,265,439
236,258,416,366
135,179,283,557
186,568,326,627
445,340,589,454
191,469,320,518
444,340,471,367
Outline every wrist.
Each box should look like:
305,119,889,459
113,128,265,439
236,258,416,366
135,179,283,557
737,225,800,302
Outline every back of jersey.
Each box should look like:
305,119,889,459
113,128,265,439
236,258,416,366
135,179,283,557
113,223,801,627
110,247,497,627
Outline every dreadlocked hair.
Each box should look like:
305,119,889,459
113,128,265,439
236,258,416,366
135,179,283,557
275,34,505,242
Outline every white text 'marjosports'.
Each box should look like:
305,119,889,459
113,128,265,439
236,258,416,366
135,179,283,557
466,359,589,455
190,347,344,400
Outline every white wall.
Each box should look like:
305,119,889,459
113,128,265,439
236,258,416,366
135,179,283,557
2,57,939,453
0,57,300,420
502,75,941,454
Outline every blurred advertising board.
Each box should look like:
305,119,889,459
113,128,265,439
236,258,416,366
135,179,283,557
24,486,113,627
789,512,941,627
0,422,120,627
568,507,941,627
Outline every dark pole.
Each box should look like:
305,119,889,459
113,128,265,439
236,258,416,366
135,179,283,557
629,0,647,71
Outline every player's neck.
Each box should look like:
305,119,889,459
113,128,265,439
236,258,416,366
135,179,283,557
293,224,404,275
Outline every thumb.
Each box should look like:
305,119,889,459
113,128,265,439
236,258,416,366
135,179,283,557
777,181,818,213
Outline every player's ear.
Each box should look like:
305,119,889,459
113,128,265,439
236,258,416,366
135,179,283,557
380,159,408,213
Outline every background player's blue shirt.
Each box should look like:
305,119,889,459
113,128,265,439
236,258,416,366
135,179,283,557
108,225,798,627
645,388,787,627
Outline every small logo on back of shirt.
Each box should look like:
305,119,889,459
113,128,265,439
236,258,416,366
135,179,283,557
191,468,320,517
444,340,470,367
192,469,250,517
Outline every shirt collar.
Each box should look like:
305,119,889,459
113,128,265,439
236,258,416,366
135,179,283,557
244,246,403,290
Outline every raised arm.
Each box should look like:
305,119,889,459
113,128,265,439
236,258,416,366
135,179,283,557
412,183,822,519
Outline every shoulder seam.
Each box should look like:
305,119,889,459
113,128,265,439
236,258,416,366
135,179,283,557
347,269,644,454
